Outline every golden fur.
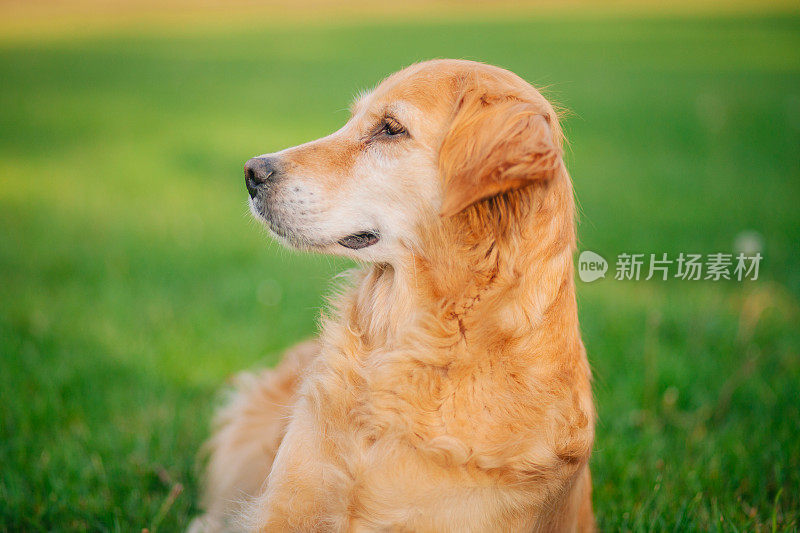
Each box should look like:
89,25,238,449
192,59,595,532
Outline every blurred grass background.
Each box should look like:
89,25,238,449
1,1,799,530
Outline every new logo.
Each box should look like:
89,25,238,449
578,251,608,283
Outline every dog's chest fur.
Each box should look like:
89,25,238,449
296,265,591,510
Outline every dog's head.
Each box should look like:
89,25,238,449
246,59,565,263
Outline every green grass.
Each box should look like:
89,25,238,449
1,11,799,531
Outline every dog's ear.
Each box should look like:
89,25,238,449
438,92,562,217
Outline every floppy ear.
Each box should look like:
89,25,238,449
438,93,562,217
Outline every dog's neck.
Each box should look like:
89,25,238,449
335,174,581,363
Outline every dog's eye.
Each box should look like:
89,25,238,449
380,116,406,137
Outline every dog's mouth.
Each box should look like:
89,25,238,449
251,196,380,252
337,231,380,250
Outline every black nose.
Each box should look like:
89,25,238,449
244,157,277,198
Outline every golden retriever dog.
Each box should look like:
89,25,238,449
192,59,595,532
